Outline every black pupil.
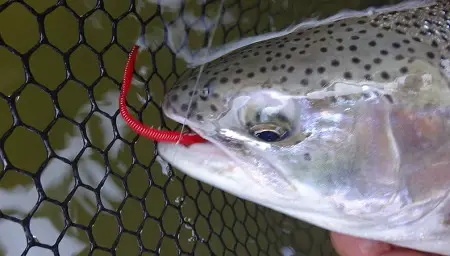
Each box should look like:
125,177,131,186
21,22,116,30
254,130,281,142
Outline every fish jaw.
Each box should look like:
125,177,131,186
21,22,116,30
156,141,343,224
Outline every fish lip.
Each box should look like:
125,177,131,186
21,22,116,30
155,140,264,206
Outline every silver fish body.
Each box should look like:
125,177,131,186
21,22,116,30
158,0,450,254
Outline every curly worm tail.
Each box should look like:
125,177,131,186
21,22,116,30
119,45,207,146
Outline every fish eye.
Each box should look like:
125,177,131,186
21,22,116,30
249,123,289,142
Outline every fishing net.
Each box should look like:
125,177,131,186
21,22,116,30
0,0,400,255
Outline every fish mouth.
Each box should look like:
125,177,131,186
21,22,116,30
156,108,265,202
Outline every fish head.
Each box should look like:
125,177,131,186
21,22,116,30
158,1,450,251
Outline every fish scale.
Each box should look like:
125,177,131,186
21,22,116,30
165,0,450,122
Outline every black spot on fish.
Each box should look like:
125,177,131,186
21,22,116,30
331,60,340,67
343,72,352,79
395,54,404,60
431,40,438,48
304,153,312,161
364,74,372,80
349,45,357,51
210,104,218,112
381,71,390,80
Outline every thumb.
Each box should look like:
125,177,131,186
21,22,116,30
330,232,392,256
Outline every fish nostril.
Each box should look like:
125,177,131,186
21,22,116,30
170,94,178,102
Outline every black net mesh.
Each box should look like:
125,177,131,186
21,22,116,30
0,0,400,255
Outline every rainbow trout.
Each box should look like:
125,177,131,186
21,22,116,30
158,0,450,254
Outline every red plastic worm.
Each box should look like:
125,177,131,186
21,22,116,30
119,45,207,146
